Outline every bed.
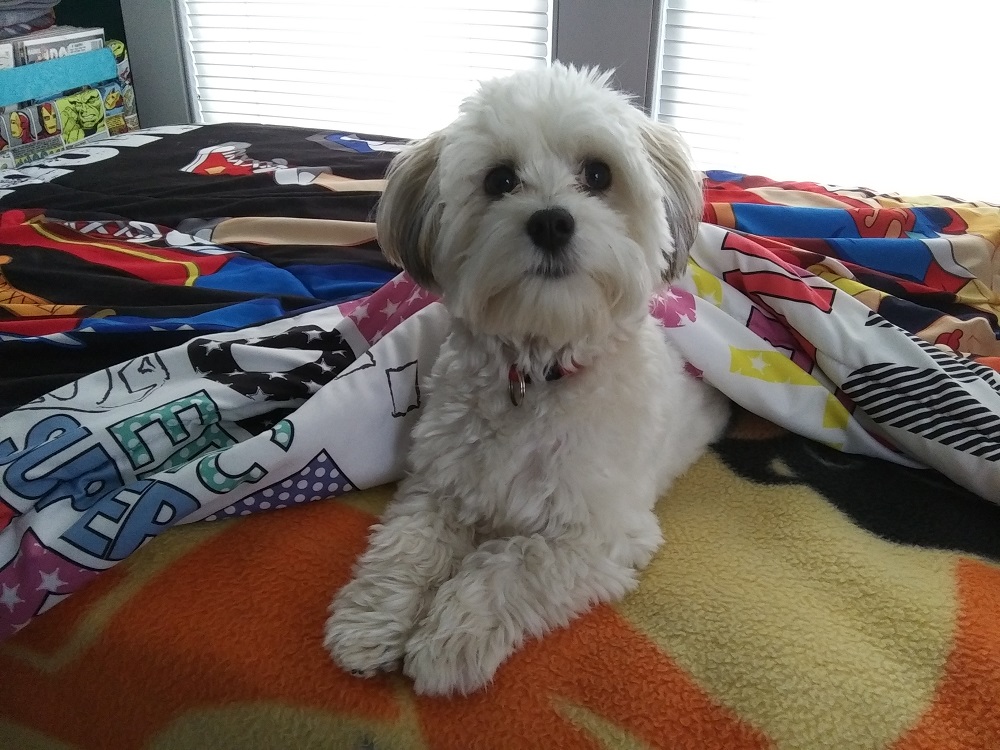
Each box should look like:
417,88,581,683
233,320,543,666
0,122,998,750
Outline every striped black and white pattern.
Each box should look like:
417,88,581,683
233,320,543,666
864,315,1000,392
843,314,1000,462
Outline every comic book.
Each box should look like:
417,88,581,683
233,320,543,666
12,26,105,65
0,42,14,71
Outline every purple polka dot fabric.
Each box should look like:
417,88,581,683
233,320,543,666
204,451,354,521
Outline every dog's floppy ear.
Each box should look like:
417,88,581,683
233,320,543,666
375,131,444,291
637,118,703,281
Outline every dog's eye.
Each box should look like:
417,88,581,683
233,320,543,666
583,160,612,192
484,165,519,197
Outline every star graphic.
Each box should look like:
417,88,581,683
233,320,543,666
267,372,288,380
353,303,369,321
202,340,224,353
303,380,322,392
304,330,324,342
381,300,400,317
0,583,23,612
317,361,334,373
371,329,385,344
749,355,768,372
37,569,66,592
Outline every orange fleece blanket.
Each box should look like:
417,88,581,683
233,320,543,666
2,410,999,750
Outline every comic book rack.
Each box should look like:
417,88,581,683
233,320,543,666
1,43,139,169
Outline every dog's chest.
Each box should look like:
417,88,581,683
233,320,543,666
453,401,576,534
416,374,646,536
410,322,679,535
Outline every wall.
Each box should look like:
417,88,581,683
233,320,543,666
553,0,660,112
118,0,193,126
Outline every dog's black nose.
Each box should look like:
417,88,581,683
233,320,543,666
526,207,575,254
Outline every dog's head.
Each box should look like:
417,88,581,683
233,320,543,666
376,63,702,347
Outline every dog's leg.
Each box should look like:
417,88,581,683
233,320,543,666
403,531,637,695
324,485,473,677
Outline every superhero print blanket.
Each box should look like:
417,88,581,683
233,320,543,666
0,123,998,749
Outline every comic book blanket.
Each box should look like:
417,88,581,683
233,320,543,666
0,123,999,748
669,173,1000,501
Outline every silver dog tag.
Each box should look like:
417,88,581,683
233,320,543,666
508,365,526,407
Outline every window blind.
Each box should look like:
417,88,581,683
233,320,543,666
656,0,1000,201
177,0,552,139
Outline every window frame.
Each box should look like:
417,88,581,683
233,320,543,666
122,0,660,128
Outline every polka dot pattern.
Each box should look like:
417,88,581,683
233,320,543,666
204,451,354,521
270,419,294,451
109,392,223,470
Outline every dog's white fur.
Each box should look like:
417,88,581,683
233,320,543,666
324,63,729,696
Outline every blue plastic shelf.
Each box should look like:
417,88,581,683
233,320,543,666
1,47,117,107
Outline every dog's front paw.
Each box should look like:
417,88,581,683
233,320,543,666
402,581,514,696
622,515,664,570
403,621,508,697
323,588,408,678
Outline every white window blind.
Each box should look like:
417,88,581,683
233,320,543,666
177,0,552,139
656,0,1000,201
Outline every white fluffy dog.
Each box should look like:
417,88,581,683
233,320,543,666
324,63,729,696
